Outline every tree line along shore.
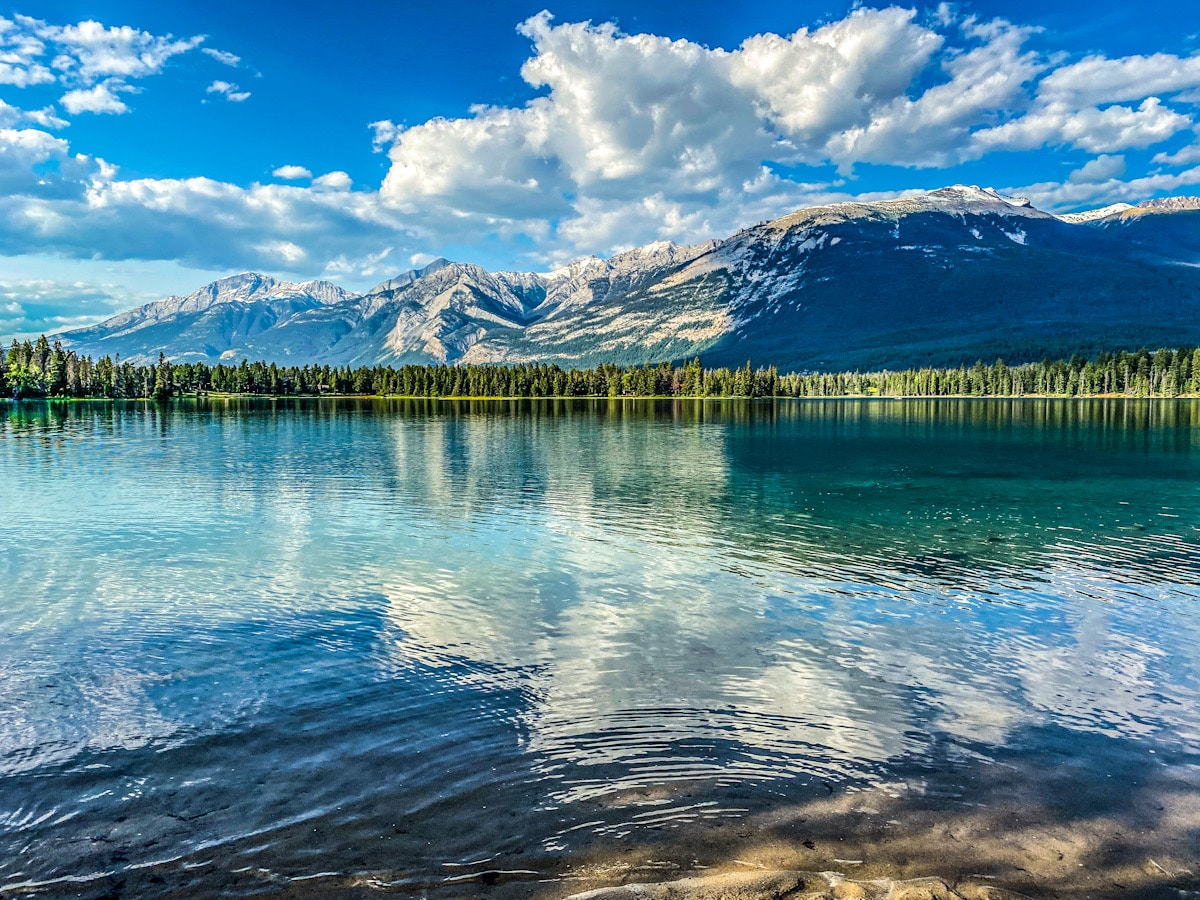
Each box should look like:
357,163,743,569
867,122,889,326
6,336,1200,401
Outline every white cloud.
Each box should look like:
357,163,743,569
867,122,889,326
373,15,854,245
1153,139,1200,167
0,275,140,339
0,98,67,129
255,240,306,263
1064,100,1190,152
378,8,965,249
60,81,129,115
975,98,1191,155
312,171,352,190
0,14,205,118
24,106,68,129
0,127,88,196
0,60,54,86
1038,53,1200,107
24,17,202,83
822,15,1044,168
0,14,55,86
369,119,399,152
206,80,250,102
201,47,240,67
0,130,410,276
1068,154,1126,184
1011,165,1200,212
732,6,959,167
373,10,1197,255
272,165,312,180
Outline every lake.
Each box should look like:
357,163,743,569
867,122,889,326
2,398,1198,898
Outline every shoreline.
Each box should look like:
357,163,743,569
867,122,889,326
5,392,1200,403
260,765,1200,899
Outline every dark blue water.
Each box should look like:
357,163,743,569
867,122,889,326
1,398,1198,896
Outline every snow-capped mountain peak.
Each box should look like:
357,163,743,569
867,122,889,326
1058,196,1200,225
174,273,357,310
881,185,1041,217
1056,203,1135,224
760,185,1048,238
1136,196,1200,213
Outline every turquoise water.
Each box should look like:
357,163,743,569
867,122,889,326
1,398,1199,895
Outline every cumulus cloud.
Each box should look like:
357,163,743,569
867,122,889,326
0,13,204,118
272,165,312,180
312,171,352,190
821,15,1045,168
0,128,409,276
25,17,203,82
1153,138,1200,167
205,80,250,102
1068,154,1126,184
380,7,959,214
0,98,66,129
0,16,55,86
0,127,93,196
61,81,129,115
975,97,1190,155
1038,52,1200,108
22,106,68,129
377,7,971,251
254,240,306,263
373,9,1196,255
369,119,399,152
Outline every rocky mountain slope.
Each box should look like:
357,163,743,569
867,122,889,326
54,186,1200,371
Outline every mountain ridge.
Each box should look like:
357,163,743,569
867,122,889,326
50,186,1200,371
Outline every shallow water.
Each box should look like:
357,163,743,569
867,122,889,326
1,398,1198,896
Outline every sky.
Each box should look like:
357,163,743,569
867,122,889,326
2,0,1200,338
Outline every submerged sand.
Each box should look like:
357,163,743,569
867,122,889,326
260,771,1200,899
541,779,1200,900
63,749,1200,898
563,870,1007,900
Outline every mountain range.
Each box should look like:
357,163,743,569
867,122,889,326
54,185,1200,371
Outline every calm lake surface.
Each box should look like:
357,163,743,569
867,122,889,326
2,398,1199,897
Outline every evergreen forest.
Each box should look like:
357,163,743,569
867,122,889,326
6,335,1200,401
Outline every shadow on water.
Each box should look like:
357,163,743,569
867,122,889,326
1,398,1199,898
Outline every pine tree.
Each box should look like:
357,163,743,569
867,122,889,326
152,353,173,402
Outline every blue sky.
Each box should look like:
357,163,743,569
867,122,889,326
2,0,1200,337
